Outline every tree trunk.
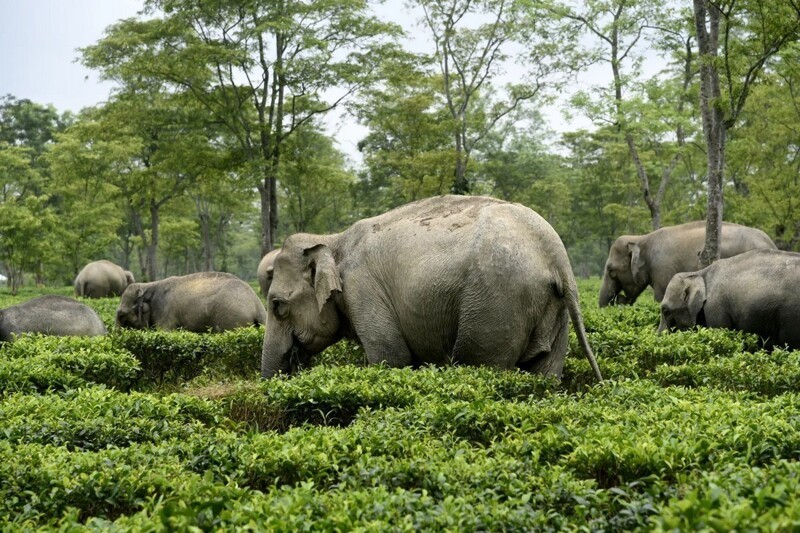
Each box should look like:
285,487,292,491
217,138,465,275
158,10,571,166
199,210,213,271
694,0,724,267
451,128,469,194
259,179,273,256
147,199,160,282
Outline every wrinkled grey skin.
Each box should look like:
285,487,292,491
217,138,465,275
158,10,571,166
262,195,602,382
599,221,776,306
256,249,281,297
74,260,135,298
658,249,800,349
116,271,267,333
0,295,107,341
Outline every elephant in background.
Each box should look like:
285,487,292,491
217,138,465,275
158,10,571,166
599,221,776,306
262,195,603,382
116,272,266,333
658,249,800,350
0,295,107,341
74,260,135,298
256,249,281,297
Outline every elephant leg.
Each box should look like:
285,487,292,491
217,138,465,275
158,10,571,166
518,308,569,378
361,335,412,368
450,301,529,369
353,311,413,368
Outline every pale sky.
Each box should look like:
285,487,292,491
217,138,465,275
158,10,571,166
0,0,605,162
0,0,142,111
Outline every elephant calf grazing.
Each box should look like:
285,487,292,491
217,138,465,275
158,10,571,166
0,295,107,341
116,272,267,333
599,221,776,306
659,249,800,350
74,260,135,298
262,194,603,382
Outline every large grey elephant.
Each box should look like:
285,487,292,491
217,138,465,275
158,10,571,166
256,249,281,297
116,272,267,333
658,249,800,349
262,195,603,381
74,260,135,298
599,221,776,306
0,295,107,341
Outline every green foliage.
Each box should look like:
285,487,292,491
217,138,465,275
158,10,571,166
0,335,140,394
0,386,222,451
726,47,800,251
221,364,558,430
1,205,800,530
112,327,263,385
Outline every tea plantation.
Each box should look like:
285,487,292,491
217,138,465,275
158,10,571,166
2,280,800,530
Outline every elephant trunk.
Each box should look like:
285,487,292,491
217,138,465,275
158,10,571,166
261,321,295,379
657,316,668,334
598,275,618,307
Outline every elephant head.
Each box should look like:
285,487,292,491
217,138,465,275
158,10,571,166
261,237,343,378
657,273,706,333
116,284,152,329
599,237,648,307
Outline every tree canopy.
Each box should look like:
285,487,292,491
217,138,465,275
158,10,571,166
2,0,800,289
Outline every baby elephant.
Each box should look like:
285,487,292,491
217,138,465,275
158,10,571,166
75,260,135,298
659,249,800,349
116,271,267,333
0,295,107,341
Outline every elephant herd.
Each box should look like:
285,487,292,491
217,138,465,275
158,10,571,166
1,195,797,381
599,221,799,350
0,263,266,342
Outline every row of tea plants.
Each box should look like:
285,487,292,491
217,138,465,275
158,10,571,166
1,280,799,530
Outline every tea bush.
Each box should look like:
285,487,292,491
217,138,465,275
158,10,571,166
0,335,140,393
112,327,263,385
1,279,800,529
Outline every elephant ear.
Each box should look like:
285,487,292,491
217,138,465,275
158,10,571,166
682,274,707,324
627,242,646,285
134,287,151,326
304,244,342,313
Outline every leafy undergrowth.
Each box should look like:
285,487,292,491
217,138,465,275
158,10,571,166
2,280,800,529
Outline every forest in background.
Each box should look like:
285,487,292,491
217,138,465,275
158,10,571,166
2,0,800,292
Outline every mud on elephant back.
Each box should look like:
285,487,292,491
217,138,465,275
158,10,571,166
261,194,603,382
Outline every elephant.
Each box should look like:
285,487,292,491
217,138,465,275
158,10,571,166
261,194,603,382
74,260,135,298
599,221,776,306
116,271,267,333
256,249,281,297
658,249,800,349
0,295,107,341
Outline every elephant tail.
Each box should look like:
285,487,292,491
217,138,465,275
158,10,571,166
560,274,603,382
74,278,86,297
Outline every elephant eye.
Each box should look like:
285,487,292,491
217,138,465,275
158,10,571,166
272,298,290,319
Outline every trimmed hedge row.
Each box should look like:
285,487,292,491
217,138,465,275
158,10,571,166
111,327,264,385
0,386,224,451
2,280,800,530
219,364,558,430
5,381,800,530
0,336,140,393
